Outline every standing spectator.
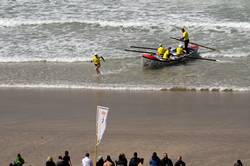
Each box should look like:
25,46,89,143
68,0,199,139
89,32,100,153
14,153,25,166
149,152,161,166
82,153,93,166
174,156,185,166
56,156,67,166
104,155,115,166
138,158,144,166
234,160,243,166
46,156,56,166
116,154,127,166
96,156,104,166
129,152,140,166
161,153,173,166
63,151,72,166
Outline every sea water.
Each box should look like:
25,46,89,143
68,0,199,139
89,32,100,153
0,0,250,92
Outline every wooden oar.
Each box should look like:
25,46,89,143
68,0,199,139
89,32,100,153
124,49,156,55
170,37,218,51
130,46,157,50
184,56,217,62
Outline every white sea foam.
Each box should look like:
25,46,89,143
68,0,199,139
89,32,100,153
2,17,250,32
0,83,249,92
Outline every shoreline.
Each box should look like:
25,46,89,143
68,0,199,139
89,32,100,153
0,88,250,166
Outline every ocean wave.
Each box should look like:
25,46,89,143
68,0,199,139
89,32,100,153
0,18,151,28
2,18,250,32
0,83,249,92
200,51,250,58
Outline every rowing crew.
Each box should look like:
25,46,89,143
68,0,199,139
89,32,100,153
157,28,189,60
157,44,186,60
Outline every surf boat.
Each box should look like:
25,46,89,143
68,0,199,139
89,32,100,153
142,44,199,69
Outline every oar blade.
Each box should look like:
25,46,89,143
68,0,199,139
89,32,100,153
130,46,157,50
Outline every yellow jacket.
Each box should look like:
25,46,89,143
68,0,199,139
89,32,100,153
176,47,183,56
157,47,165,56
92,56,101,65
163,50,170,59
182,31,189,41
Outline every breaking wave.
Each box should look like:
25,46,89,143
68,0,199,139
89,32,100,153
0,83,249,92
1,18,250,32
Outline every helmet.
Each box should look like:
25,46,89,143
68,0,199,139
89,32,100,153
168,47,171,49
159,44,163,47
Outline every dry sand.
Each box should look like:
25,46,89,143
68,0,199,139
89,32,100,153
0,88,250,166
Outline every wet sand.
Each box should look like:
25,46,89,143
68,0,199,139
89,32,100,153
0,88,250,166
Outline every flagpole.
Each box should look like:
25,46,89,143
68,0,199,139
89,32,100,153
95,107,98,166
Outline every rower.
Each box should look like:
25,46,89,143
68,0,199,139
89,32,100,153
163,47,172,60
157,44,165,56
181,27,189,53
91,54,105,75
176,44,184,57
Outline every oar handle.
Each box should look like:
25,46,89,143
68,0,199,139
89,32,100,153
170,37,218,51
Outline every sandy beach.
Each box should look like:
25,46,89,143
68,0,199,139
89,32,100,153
0,88,250,166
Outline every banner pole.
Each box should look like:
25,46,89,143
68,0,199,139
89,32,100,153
94,108,98,166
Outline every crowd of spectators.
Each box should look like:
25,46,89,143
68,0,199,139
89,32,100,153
9,151,243,166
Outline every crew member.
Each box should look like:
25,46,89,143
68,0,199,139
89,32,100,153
176,44,184,57
91,54,105,75
181,28,189,53
163,47,172,60
157,44,165,56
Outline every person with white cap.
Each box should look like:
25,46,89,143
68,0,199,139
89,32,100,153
176,44,184,57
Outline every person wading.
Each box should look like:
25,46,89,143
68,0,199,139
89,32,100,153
91,54,105,75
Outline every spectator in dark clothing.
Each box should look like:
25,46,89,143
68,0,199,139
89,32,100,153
138,158,144,166
56,156,67,166
234,160,243,166
14,153,25,166
63,151,72,166
46,156,56,166
149,152,161,166
161,153,173,166
116,153,127,166
174,156,185,166
96,156,104,166
105,155,115,166
129,152,140,166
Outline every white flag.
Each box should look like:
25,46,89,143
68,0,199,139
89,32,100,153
96,106,109,145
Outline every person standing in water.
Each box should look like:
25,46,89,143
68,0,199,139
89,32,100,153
180,27,189,53
91,54,105,75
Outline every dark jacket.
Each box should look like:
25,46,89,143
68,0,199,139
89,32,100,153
129,157,140,166
161,158,173,166
46,161,56,166
174,160,185,166
149,156,161,166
